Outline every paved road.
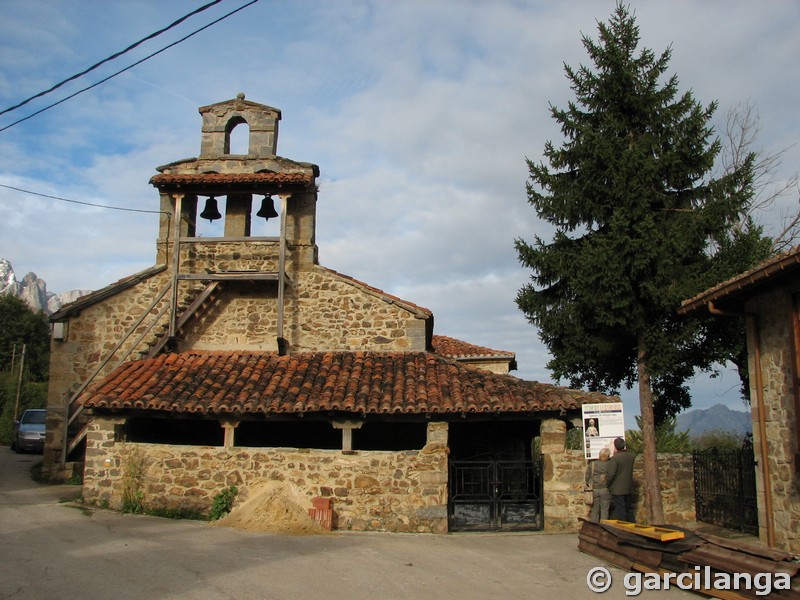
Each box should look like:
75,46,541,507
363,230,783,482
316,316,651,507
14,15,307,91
0,449,694,600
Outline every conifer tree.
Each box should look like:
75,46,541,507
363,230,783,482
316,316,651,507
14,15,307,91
515,3,767,522
0,295,50,380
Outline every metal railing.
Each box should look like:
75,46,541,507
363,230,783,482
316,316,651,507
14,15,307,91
693,443,758,536
449,458,544,531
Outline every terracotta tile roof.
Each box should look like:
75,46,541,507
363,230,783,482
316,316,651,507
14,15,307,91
679,245,800,315
80,351,609,415
432,335,515,360
150,172,313,189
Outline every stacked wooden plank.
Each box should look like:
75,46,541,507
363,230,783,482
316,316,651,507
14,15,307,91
578,519,800,599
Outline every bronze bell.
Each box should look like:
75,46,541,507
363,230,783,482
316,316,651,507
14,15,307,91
200,196,221,222
256,194,279,220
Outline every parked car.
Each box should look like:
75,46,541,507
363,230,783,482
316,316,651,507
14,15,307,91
11,409,46,454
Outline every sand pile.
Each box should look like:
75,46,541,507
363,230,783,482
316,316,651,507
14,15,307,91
211,482,327,535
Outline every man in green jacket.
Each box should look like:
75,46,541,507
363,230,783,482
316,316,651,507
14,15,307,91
605,437,636,522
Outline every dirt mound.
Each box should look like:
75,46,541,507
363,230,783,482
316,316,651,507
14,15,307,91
211,482,327,535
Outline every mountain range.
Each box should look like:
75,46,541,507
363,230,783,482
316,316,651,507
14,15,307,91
0,258,91,315
676,403,752,436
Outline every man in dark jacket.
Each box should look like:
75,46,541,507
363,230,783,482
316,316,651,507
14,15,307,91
605,437,636,522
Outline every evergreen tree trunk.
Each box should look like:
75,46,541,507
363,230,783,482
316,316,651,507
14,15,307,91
637,337,664,523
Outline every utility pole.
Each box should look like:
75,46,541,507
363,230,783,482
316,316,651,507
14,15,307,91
13,344,25,420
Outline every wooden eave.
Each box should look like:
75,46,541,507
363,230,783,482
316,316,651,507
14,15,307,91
679,248,800,315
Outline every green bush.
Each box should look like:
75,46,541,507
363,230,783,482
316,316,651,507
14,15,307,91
122,490,144,515
209,485,238,521
565,427,584,450
626,416,692,454
691,429,751,452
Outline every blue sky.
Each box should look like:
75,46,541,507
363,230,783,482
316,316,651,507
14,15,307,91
1,0,798,427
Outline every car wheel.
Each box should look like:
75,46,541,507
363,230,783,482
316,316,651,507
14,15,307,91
15,438,23,454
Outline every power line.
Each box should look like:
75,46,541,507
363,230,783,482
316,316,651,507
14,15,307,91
0,183,163,215
0,0,260,134
0,0,223,117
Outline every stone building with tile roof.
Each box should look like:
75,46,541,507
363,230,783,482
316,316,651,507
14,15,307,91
679,246,800,553
44,95,613,533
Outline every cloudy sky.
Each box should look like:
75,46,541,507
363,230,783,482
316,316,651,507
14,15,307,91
1,0,798,425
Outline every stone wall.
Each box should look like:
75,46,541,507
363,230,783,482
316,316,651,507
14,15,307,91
633,453,696,524
540,419,695,531
80,414,695,533
746,287,800,553
45,251,428,479
45,269,179,475
289,266,427,352
540,418,580,531
179,262,429,352
83,417,449,533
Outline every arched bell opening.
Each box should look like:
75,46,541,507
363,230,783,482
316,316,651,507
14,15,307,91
225,116,250,155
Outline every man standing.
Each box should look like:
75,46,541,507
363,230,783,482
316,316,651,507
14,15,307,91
605,437,636,522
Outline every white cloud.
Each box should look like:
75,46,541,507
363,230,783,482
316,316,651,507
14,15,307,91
0,0,797,418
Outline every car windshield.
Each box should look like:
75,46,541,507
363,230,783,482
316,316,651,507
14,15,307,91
21,411,46,424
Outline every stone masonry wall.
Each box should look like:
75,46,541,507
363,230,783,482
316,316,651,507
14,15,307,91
45,269,181,476
46,244,427,478
541,419,695,531
82,418,449,533
633,454,696,524
290,266,427,352
81,414,693,534
746,287,800,554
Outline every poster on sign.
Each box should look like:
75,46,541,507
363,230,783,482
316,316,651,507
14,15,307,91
582,402,625,460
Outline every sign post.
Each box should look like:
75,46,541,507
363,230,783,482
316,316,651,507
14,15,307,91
582,402,625,460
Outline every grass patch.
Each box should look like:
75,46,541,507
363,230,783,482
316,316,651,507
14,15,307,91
65,471,83,485
146,506,206,521
121,449,146,514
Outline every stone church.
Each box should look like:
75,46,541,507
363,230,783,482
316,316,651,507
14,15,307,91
43,94,611,533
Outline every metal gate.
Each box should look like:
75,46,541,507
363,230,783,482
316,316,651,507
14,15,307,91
693,443,758,535
448,458,543,531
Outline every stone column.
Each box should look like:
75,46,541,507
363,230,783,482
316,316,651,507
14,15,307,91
332,420,364,451
82,415,127,506
540,418,584,532
221,421,240,448
224,194,252,237
426,421,448,446
418,421,449,533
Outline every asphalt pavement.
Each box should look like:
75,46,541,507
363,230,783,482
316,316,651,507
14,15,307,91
0,449,695,600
